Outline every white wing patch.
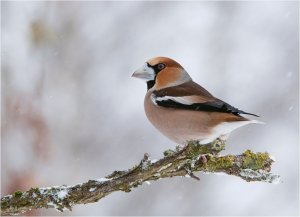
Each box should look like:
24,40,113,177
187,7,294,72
151,94,200,105
150,94,158,105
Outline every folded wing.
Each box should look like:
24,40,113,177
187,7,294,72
152,81,259,117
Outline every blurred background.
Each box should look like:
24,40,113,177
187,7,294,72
1,1,299,216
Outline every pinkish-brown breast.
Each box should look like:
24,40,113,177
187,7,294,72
144,90,248,144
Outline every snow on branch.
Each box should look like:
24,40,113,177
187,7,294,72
1,141,280,216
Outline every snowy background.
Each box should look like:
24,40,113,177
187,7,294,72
2,1,299,216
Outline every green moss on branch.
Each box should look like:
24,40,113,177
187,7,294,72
242,150,270,170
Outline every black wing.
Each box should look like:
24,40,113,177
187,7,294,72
155,98,259,117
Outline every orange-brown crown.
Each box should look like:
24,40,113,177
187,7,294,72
147,57,184,69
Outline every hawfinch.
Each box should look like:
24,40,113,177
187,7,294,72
132,57,261,145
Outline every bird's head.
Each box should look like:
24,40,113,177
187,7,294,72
132,57,191,90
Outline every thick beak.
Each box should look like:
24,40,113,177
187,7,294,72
132,63,155,81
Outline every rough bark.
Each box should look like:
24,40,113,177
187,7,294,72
1,141,280,216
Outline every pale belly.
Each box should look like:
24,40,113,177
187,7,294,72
144,95,215,144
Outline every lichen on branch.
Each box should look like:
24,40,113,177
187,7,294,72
1,141,280,216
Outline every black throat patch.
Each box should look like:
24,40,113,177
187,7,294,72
147,80,155,90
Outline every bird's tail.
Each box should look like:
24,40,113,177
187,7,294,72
239,110,260,117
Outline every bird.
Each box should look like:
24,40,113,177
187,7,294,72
132,57,262,145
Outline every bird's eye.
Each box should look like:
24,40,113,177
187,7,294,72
157,63,166,70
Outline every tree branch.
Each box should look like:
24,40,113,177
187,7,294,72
1,141,280,216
